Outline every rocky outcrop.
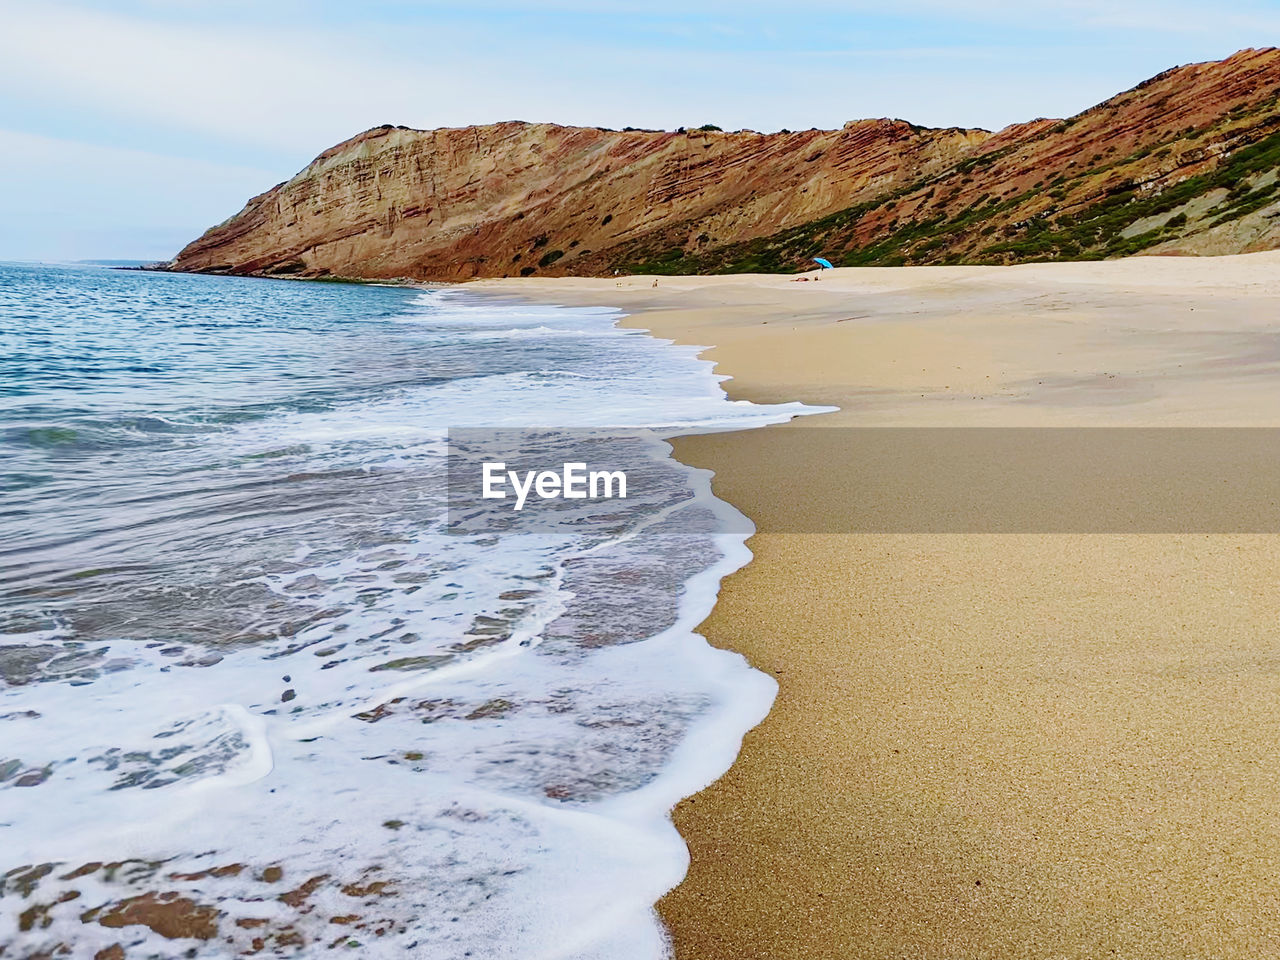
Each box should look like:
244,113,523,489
169,48,1280,278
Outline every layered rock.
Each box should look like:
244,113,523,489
169,48,1280,278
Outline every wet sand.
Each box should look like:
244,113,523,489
479,254,1280,959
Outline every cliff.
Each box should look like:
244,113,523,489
168,48,1280,279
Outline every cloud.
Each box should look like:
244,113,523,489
0,128,280,260
2,1,1271,157
0,4,432,151
0,0,1273,259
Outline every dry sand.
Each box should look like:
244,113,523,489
477,253,1280,959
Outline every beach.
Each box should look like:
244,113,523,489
480,252,1280,958
1,265,815,958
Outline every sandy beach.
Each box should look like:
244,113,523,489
478,253,1280,959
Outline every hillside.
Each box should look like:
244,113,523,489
167,48,1280,280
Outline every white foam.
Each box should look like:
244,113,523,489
1,287,832,958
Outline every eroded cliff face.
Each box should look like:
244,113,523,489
169,120,987,280
169,48,1280,279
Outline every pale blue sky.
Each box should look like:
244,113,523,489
1,0,1277,261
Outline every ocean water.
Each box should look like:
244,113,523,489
0,263,819,958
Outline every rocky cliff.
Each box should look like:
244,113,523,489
169,48,1280,279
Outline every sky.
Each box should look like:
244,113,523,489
0,0,1277,261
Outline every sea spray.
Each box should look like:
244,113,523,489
0,265,827,958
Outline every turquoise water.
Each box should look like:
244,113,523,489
0,262,811,959
1,263,428,428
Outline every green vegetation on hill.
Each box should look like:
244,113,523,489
615,121,1280,275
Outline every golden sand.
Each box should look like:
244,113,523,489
480,254,1280,958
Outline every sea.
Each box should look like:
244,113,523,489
0,262,819,958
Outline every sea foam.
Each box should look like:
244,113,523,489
0,276,826,958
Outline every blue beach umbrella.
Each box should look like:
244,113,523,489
812,257,834,270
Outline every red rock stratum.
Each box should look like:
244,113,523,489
168,48,1280,280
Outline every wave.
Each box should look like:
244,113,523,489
0,270,825,959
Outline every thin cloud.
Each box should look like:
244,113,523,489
0,0,1273,259
0,3,507,151
0,128,281,260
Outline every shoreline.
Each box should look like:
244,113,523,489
0,271,806,958
477,254,1280,959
